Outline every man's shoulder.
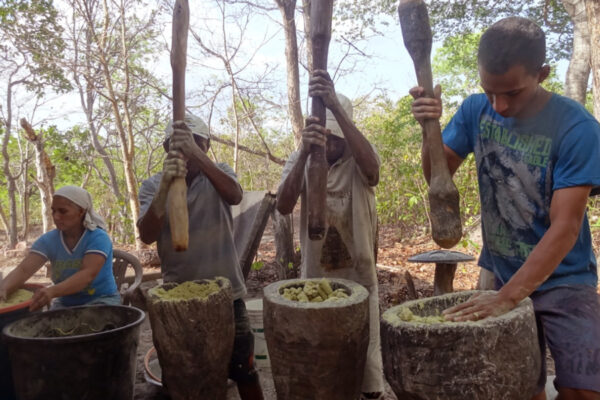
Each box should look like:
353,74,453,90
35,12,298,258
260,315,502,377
286,150,301,162
215,162,234,172
144,173,162,183
461,93,489,110
141,173,162,188
550,93,598,123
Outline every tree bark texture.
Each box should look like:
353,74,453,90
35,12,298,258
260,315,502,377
20,118,56,233
585,0,600,118
263,278,369,400
83,0,141,248
381,291,541,400
562,0,591,105
0,202,9,240
302,0,313,76
79,25,123,200
2,80,18,248
145,278,235,400
276,0,304,146
271,209,297,279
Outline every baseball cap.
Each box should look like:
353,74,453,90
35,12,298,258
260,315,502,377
165,113,210,140
326,93,353,138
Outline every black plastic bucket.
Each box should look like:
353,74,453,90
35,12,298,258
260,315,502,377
2,304,145,400
0,283,44,400
0,306,35,400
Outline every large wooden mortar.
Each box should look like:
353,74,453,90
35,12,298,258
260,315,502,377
145,277,234,400
263,278,369,400
381,290,541,400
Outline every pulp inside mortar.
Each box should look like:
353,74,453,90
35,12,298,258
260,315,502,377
149,280,221,301
386,292,477,325
279,279,349,302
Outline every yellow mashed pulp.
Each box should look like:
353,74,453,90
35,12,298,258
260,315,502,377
150,281,220,301
0,289,33,308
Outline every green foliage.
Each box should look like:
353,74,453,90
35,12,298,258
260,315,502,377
0,0,72,94
251,260,264,271
433,32,482,109
357,98,480,235
426,0,571,63
44,125,90,187
333,0,396,39
212,95,296,192
358,95,427,227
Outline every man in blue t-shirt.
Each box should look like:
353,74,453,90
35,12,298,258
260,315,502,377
410,17,600,400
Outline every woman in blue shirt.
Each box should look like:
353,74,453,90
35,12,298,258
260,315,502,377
0,186,119,310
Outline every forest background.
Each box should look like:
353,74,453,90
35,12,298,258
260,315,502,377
2,0,600,259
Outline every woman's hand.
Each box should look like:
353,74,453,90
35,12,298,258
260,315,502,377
409,84,443,128
442,291,517,322
29,286,56,311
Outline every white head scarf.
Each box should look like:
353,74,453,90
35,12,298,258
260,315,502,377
53,186,107,231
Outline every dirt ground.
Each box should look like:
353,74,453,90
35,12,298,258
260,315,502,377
2,214,589,399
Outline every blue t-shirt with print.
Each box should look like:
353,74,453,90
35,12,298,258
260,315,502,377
444,93,600,291
30,228,117,306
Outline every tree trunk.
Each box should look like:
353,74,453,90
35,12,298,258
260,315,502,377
585,0,600,117
19,149,32,240
562,0,591,104
271,209,297,279
302,0,313,76
5,177,18,248
232,89,241,174
74,23,124,201
2,81,18,248
88,0,141,248
20,183,31,240
0,202,9,241
20,118,56,233
117,3,142,249
276,0,304,146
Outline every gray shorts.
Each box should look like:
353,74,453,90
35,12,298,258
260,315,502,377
529,285,600,394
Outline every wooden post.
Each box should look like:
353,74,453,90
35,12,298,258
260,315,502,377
433,263,457,295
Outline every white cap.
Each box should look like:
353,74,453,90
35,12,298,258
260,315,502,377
326,93,353,138
165,113,210,139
